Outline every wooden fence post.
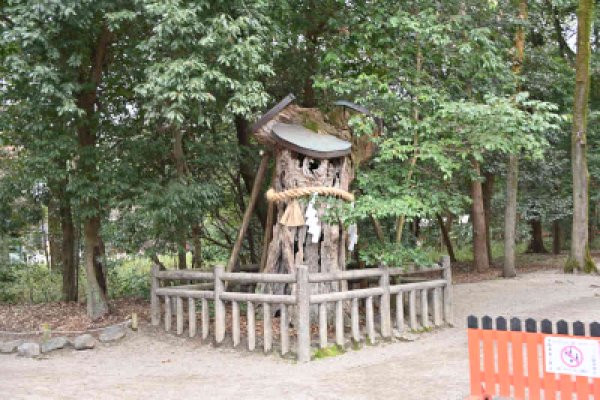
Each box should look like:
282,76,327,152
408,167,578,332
151,264,160,326
296,265,311,362
214,266,225,344
442,255,453,326
379,264,392,339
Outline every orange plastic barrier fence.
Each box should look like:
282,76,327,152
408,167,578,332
467,316,600,400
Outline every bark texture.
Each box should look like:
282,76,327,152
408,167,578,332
60,196,78,302
436,214,456,263
471,161,490,272
552,220,562,255
527,219,548,253
568,0,597,273
76,25,113,319
504,0,527,278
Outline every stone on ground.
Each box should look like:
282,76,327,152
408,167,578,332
41,337,70,353
0,340,23,354
17,342,40,358
73,334,96,350
99,326,126,343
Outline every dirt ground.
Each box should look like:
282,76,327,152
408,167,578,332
1,269,599,400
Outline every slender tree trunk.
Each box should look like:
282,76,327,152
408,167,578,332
504,0,528,278
48,197,62,271
471,160,490,272
395,43,422,243
568,0,597,273
436,213,456,262
504,156,519,277
482,172,495,263
552,220,562,255
527,219,548,253
60,197,78,302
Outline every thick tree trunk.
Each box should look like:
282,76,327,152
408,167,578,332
527,219,548,253
568,0,597,273
436,213,456,262
471,161,490,272
76,24,113,318
83,216,108,318
482,172,495,263
60,197,78,302
552,220,562,255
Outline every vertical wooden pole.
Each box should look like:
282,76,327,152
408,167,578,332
379,265,391,338
232,301,240,347
319,302,328,348
188,298,196,338
396,292,404,333
214,266,225,343
151,264,160,326
176,296,184,335
442,256,453,325
280,305,289,356
263,302,272,353
227,152,270,272
247,301,256,351
351,298,360,343
433,287,442,326
420,289,429,328
409,290,417,330
164,296,172,332
366,296,375,344
296,265,311,362
335,300,344,347
201,298,209,340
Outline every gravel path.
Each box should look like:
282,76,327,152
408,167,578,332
1,270,598,400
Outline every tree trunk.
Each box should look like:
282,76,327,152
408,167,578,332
48,197,62,271
471,160,490,272
552,220,562,255
76,24,113,318
83,216,108,318
504,0,527,278
395,43,422,244
191,223,202,269
503,155,519,278
60,197,78,302
482,172,495,263
527,219,548,253
436,213,456,262
568,0,597,273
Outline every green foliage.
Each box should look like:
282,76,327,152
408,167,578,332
106,257,153,299
0,262,62,304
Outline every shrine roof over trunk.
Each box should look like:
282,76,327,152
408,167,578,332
271,123,351,159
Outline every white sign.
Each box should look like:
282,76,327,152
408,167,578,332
544,336,600,378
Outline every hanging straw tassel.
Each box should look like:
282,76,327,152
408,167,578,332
280,200,305,226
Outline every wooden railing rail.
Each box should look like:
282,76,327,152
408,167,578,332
150,256,453,362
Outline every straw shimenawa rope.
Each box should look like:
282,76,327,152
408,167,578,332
266,187,355,203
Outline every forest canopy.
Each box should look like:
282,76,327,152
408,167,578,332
0,0,598,318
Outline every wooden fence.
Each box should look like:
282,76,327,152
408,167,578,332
150,256,452,362
467,315,600,400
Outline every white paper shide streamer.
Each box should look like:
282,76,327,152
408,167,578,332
305,193,320,243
